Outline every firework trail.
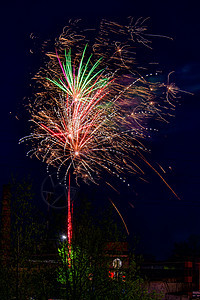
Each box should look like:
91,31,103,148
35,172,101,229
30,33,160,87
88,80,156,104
20,18,182,193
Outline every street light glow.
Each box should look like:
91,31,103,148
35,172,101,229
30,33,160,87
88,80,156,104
61,234,67,240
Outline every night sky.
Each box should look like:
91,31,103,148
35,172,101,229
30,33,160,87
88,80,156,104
1,1,200,260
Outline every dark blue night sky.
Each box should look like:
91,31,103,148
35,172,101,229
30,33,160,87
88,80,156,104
1,1,200,260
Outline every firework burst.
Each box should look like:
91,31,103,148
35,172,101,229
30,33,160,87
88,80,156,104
20,18,182,194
